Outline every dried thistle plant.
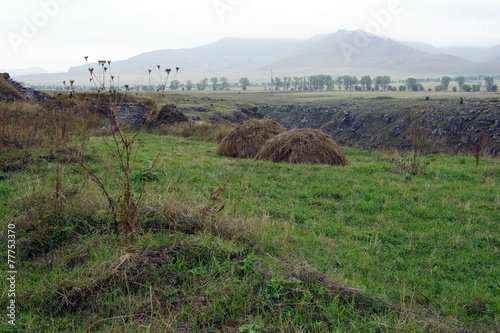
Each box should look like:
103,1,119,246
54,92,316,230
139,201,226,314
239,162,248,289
77,56,179,238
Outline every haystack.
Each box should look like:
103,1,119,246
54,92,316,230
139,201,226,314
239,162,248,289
216,119,286,158
254,129,349,166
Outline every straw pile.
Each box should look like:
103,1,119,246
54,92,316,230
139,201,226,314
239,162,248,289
216,119,286,158
254,129,349,166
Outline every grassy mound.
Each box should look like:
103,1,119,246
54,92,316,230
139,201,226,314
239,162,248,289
255,128,349,166
0,73,25,102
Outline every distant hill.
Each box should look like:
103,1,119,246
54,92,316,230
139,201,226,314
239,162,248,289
14,30,500,86
258,30,499,77
472,44,500,64
438,46,489,61
66,37,307,79
397,42,492,62
399,41,441,54
4,67,50,76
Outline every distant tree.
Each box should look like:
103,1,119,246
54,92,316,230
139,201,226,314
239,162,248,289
484,76,495,91
283,76,292,90
455,76,465,91
335,76,343,91
441,76,451,91
398,85,406,92
326,76,335,91
170,80,180,90
220,77,229,90
210,77,219,91
374,76,383,91
293,76,300,91
274,77,282,91
472,84,481,92
360,75,372,91
351,76,358,90
381,76,391,90
462,84,472,92
197,78,208,90
301,76,308,91
239,77,250,91
342,75,351,91
492,84,498,92
406,77,417,91
185,80,193,91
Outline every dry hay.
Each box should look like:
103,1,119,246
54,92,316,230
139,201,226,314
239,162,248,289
216,119,286,158
254,129,349,166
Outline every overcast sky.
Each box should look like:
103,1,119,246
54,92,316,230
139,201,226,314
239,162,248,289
1,0,499,72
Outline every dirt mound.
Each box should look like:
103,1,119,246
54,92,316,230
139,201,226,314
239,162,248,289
0,73,26,102
216,119,286,158
254,129,349,166
155,104,189,125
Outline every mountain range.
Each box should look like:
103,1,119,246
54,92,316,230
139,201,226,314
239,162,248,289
9,30,500,86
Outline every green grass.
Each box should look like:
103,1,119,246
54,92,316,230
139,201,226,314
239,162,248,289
1,134,499,332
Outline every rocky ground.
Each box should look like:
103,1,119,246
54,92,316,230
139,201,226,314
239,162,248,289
1,73,46,103
259,97,500,156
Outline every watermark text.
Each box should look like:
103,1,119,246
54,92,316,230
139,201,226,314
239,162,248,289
6,0,71,53
6,222,17,326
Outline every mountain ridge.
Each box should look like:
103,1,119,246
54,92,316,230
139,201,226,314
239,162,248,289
12,30,500,85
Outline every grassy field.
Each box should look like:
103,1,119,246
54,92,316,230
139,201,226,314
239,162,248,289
161,87,500,105
1,125,499,332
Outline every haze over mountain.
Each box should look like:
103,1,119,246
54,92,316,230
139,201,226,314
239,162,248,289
2,67,51,77
11,30,500,86
472,44,500,64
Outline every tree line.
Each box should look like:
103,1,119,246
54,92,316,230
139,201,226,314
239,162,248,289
25,74,498,93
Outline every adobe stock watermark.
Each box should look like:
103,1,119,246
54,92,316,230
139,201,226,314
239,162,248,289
340,0,411,63
6,221,17,327
213,0,245,21
6,0,72,53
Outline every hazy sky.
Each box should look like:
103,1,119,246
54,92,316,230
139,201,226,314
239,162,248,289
1,0,499,72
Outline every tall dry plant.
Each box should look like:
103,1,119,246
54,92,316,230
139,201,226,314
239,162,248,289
465,130,487,167
77,57,179,237
407,107,431,174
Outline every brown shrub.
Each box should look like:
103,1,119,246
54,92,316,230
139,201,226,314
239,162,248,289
216,119,286,158
254,129,349,166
